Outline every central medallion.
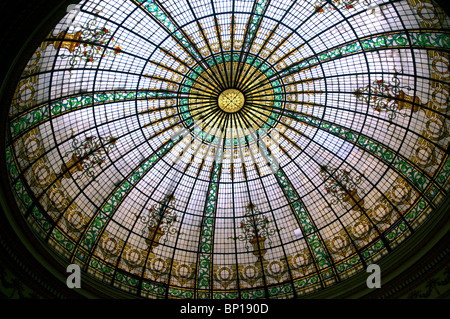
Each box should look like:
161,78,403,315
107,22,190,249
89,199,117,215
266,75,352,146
179,56,285,147
218,89,245,113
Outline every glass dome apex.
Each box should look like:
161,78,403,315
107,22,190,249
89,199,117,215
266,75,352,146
5,0,450,299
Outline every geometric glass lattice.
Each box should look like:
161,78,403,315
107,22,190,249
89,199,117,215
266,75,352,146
5,0,450,299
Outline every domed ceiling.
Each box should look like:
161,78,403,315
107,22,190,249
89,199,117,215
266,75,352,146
4,0,450,298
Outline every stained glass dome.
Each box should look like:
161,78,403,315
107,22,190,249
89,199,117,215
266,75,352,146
4,0,450,299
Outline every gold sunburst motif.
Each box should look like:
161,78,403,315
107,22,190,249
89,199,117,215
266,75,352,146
218,89,245,112
186,61,274,143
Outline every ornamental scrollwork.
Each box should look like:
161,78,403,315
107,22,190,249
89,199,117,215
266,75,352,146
133,193,180,252
62,131,117,181
231,203,279,261
42,15,123,73
320,165,367,212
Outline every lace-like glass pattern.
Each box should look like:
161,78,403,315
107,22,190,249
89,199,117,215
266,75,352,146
5,0,450,299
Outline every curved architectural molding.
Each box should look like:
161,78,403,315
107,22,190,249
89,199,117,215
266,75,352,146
1,0,450,299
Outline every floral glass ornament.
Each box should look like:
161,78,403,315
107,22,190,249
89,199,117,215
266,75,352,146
235,203,277,260
314,0,372,13
58,16,122,69
320,165,367,212
134,193,179,252
353,72,429,123
62,133,117,180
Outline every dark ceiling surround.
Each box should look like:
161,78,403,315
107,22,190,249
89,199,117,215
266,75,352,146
1,0,449,299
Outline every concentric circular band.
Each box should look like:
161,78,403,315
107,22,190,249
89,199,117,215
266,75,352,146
178,54,285,148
